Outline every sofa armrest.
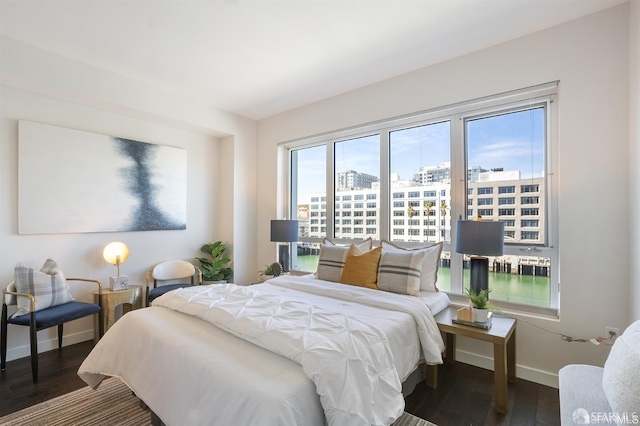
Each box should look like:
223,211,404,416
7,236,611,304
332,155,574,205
559,364,612,424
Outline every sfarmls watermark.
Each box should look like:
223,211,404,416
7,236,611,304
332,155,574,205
573,408,639,424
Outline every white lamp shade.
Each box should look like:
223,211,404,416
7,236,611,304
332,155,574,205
455,220,504,256
103,242,130,265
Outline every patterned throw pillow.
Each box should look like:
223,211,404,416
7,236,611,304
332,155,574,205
13,259,75,316
381,241,443,292
339,245,382,290
377,250,426,296
315,237,374,282
316,245,352,282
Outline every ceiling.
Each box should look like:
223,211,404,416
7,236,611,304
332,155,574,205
0,0,627,121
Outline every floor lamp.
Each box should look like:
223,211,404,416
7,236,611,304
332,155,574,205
270,220,299,273
455,219,504,295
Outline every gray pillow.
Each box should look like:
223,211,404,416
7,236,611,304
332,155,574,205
602,319,640,417
13,259,75,316
316,245,352,282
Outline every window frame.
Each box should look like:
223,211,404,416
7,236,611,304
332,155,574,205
284,82,559,315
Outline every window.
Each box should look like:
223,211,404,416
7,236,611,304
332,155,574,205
521,219,539,227
499,197,515,205
288,83,558,313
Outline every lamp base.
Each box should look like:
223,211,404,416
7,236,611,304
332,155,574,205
110,275,129,291
469,257,489,296
278,244,290,273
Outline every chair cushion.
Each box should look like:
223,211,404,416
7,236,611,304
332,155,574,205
559,364,612,425
14,259,75,316
9,301,100,330
149,284,194,304
602,319,640,417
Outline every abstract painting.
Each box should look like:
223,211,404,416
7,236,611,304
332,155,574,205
18,120,187,234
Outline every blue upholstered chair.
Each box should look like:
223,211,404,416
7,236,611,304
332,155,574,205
1,278,103,383
146,260,201,305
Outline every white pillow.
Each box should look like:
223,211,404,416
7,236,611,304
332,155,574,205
323,237,373,252
381,241,443,292
13,259,75,316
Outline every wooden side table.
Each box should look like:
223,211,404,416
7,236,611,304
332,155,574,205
434,306,517,414
94,285,142,341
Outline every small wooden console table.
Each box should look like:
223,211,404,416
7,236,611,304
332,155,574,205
434,306,517,414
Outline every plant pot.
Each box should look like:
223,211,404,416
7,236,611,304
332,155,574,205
204,280,227,285
472,307,489,323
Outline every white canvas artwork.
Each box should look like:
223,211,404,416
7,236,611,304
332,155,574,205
18,120,187,234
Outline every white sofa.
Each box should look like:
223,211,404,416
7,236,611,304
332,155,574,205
559,320,640,425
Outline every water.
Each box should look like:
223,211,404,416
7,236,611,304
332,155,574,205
294,254,550,307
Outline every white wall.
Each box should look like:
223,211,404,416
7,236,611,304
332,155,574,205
630,0,640,321
0,36,258,361
258,4,632,387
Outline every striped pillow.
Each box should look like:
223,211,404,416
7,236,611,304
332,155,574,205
316,245,352,282
315,238,373,282
13,259,75,316
377,250,427,296
381,241,443,292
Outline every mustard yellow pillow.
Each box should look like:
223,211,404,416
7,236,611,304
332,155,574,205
339,245,382,290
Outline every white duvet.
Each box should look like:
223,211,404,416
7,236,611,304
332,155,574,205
78,276,445,426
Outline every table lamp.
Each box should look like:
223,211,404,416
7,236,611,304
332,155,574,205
270,220,299,273
455,219,504,295
103,241,130,290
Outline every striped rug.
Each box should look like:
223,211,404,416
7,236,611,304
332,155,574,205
0,377,437,426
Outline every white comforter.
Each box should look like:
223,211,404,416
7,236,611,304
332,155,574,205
78,276,444,426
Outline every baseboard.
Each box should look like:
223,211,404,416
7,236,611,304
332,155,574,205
455,349,559,389
5,330,94,362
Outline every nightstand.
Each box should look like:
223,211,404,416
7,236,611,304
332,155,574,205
434,306,517,414
94,285,142,341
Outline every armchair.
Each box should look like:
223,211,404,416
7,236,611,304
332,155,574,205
1,278,103,383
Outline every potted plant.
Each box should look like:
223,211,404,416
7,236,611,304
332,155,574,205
196,242,233,283
258,262,282,282
465,288,499,322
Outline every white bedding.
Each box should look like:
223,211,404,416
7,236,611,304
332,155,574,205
78,275,447,426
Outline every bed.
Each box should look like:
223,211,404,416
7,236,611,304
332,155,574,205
78,274,448,426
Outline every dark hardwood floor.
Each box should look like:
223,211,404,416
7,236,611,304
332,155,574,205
0,341,560,425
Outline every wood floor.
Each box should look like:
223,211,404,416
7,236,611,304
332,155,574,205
0,341,561,425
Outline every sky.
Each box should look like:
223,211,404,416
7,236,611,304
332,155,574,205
294,107,545,204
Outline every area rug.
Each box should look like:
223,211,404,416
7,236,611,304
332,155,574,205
0,377,437,426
